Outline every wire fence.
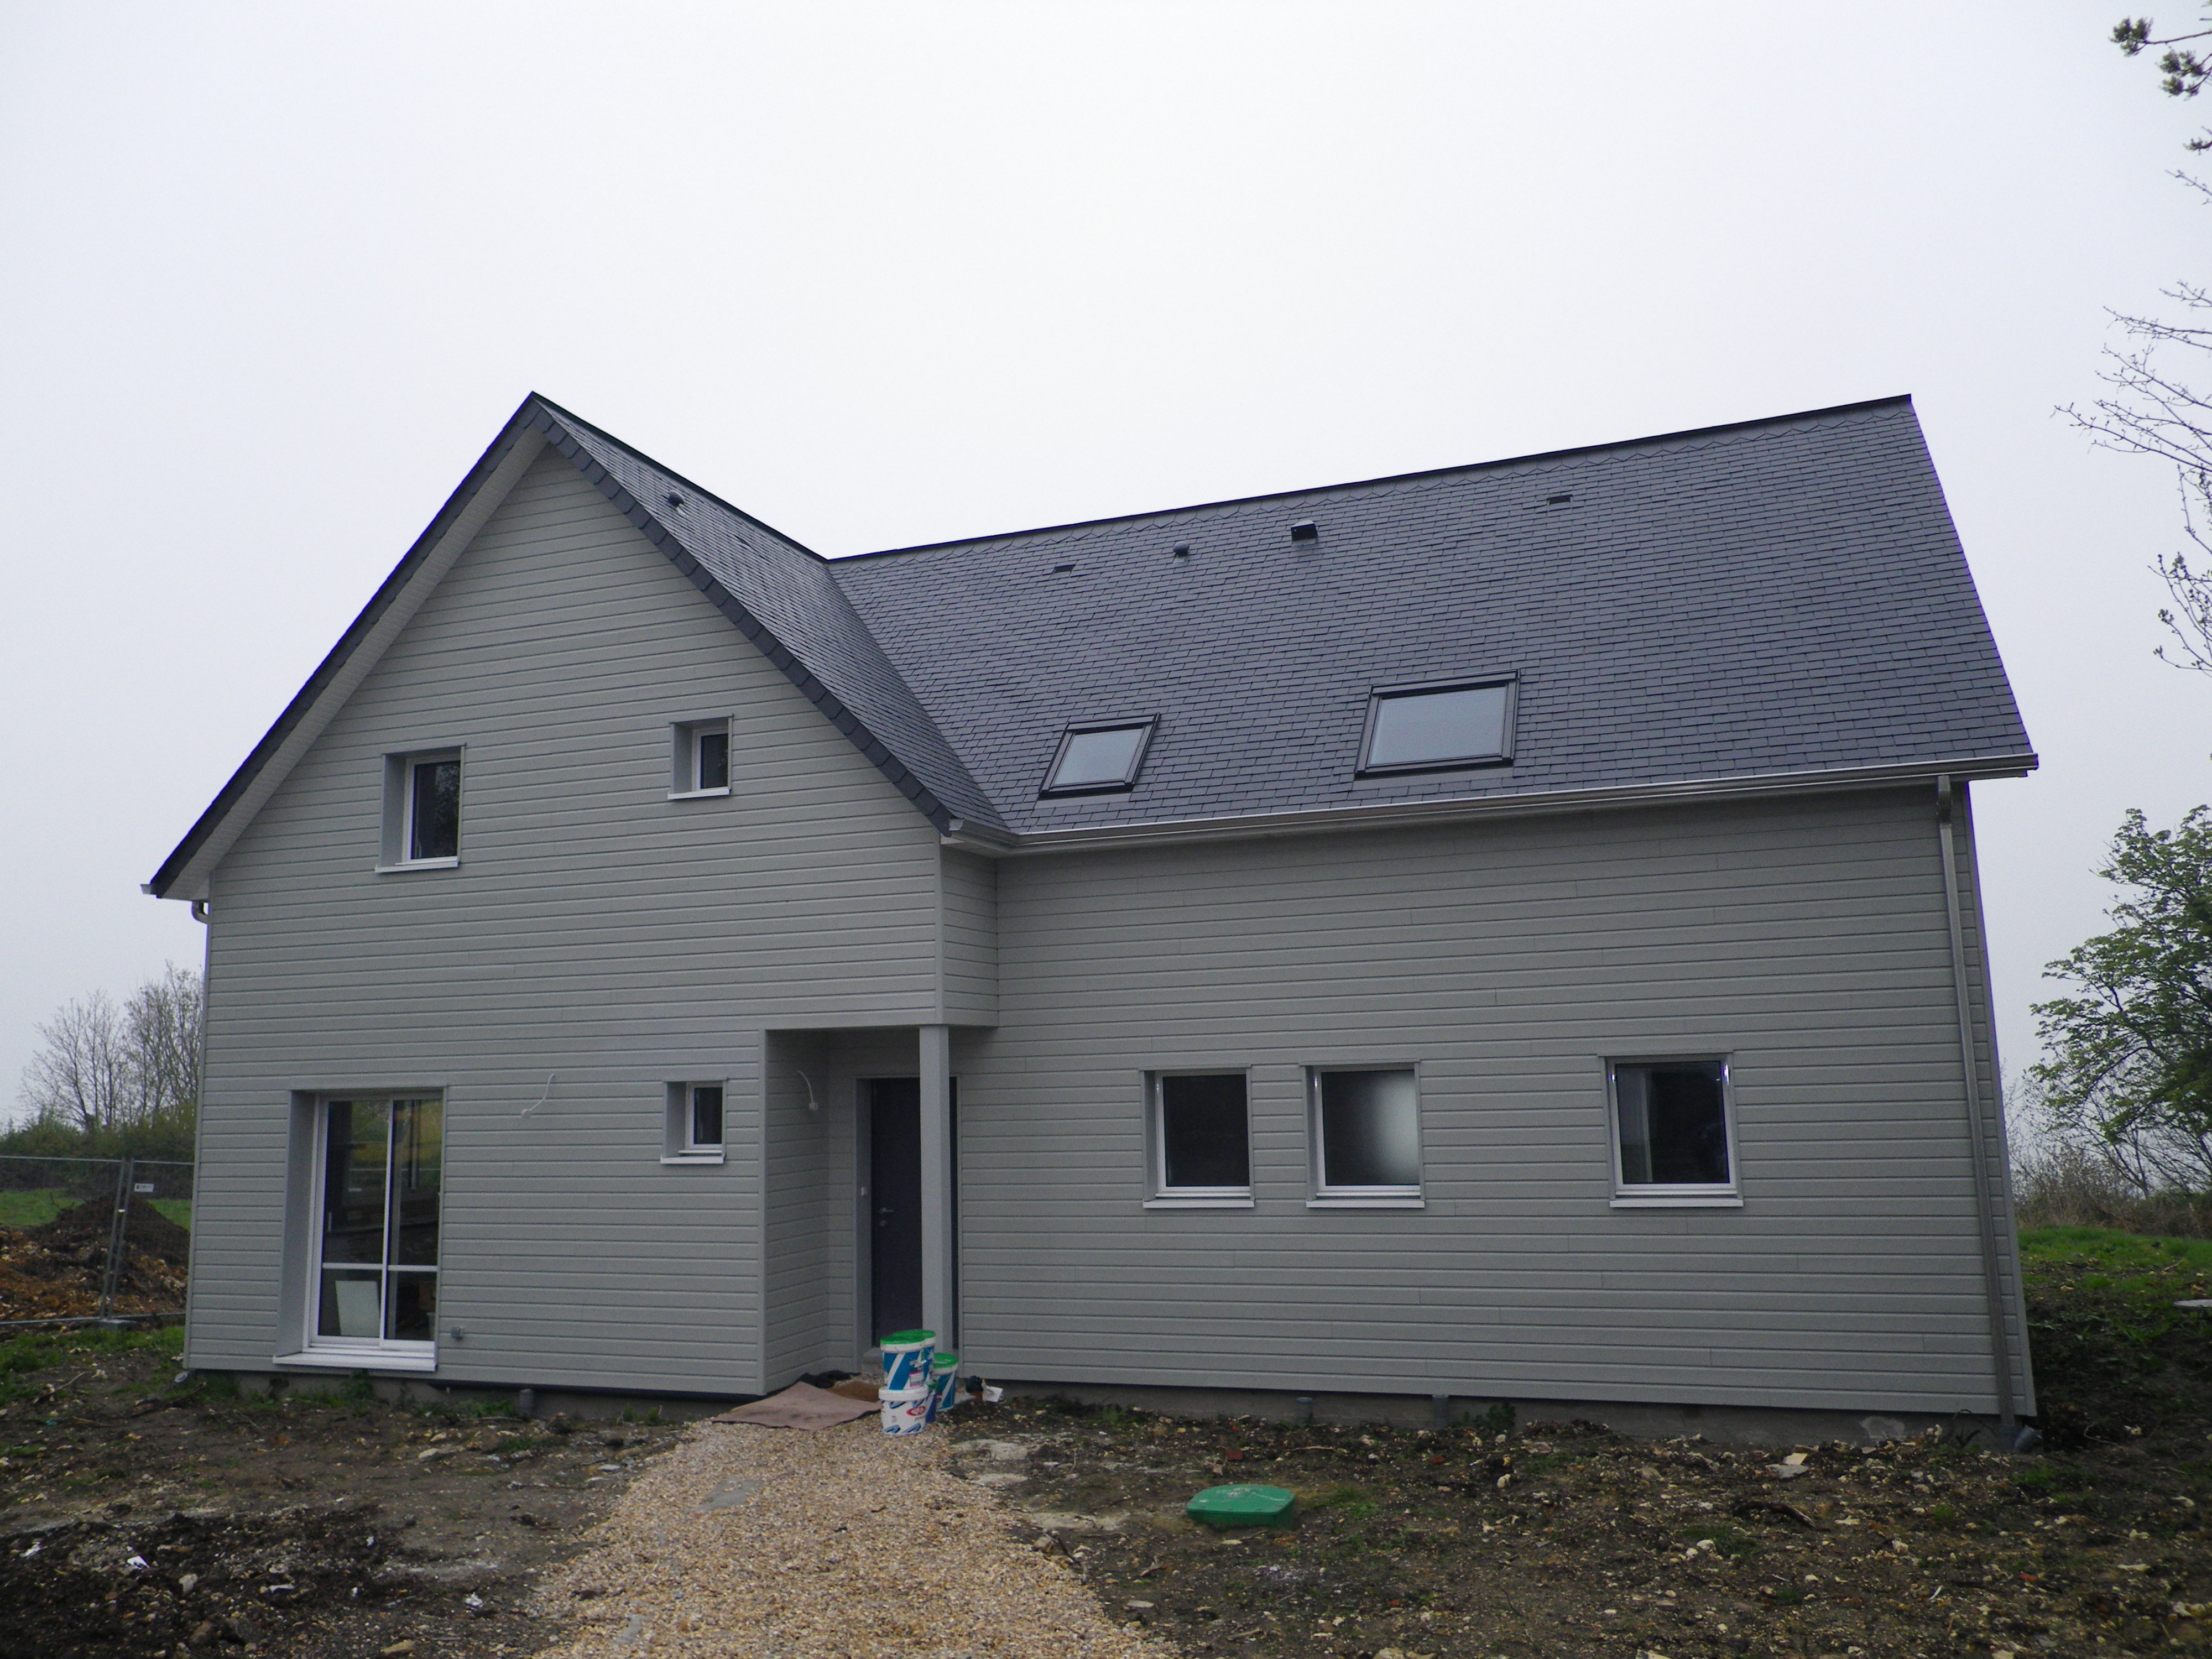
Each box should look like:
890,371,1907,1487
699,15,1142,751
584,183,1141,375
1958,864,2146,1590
0,1155,194,1327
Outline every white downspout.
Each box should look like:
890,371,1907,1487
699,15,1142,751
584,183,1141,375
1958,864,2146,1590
1937,775,2018,1428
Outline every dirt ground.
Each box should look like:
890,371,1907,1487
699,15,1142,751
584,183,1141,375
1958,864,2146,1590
0,1227,2206,1658
0,1329,686,1658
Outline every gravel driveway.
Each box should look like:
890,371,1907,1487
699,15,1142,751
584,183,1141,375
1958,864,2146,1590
524,1415,1176,1658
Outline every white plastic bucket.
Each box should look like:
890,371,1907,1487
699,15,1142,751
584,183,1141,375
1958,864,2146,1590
879,1329,936,1391
880,1384,932,1436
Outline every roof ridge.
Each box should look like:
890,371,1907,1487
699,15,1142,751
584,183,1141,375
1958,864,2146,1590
841,394,1913,561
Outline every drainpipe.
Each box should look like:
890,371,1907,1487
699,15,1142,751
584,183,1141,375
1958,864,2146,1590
919,1025,956,1351
1936,775,2018,1428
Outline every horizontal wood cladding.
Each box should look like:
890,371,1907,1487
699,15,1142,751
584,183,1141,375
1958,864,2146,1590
952,788,2025,1415
187,452,946,1385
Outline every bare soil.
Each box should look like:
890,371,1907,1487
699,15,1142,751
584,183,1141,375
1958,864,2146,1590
0,1231,2205,1658
0,1332,686,1657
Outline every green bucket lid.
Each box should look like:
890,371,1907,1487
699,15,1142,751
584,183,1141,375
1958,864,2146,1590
879,1329,935,1347
931,1353,959,1372
1186,1484,1297,1528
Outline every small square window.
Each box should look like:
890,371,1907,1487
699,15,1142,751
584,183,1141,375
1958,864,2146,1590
380,749,461,869
671,720,732,797
665,1082,727,1162
1610,1058,1738,1204
1040,719,1156,796
1358,680,1516,775
1151,1073,1250,1200
1310,1068,1422,1199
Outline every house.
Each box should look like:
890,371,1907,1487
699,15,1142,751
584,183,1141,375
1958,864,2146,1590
148,393,2038,1439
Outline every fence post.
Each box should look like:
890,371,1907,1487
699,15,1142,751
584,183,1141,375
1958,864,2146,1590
97,1158,134,1317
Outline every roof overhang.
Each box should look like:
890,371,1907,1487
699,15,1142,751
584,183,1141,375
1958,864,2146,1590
145,412,553,902
942,754,2039,857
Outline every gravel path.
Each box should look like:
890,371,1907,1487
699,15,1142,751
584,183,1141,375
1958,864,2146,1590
523,1416,1178,1659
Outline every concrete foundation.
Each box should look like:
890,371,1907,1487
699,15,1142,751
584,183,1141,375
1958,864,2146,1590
990,1378,2005,1449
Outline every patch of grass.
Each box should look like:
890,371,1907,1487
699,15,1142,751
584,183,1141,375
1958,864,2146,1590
1460,1401,1515,1436
2018,1226,2212,1276
0,1190,77,1228
1302,1483,1378,1520
147,1199,192,1230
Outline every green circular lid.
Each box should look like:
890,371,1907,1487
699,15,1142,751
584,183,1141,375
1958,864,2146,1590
879,1329,935,1347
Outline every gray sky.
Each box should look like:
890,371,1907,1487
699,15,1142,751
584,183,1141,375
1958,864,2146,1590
2,3,2204,1103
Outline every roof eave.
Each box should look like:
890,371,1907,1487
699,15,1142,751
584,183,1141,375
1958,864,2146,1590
146,397,557,900
943,753,2039,857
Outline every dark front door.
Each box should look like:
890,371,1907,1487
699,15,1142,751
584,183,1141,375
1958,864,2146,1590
869,1078,924,1343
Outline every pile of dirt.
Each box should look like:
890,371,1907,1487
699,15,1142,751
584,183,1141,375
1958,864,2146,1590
0,1200,189,1321
31,1196,194,1266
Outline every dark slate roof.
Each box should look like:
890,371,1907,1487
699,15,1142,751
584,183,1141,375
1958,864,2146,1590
150,394,2032,895
540,410,1005,833
831,395,2032,834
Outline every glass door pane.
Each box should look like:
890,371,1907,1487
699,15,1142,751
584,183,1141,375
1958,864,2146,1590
389,1099,442,1266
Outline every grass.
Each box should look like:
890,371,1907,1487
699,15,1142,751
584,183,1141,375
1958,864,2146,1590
0,1190,192,1230
2018,1225,2212,1275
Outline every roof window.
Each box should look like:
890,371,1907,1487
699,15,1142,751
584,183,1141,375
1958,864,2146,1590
1041,719,1156,796
1358,679,1516,776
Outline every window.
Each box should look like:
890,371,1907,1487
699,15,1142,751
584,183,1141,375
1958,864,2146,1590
1148,1073,1251,1206
310,1097,442,1355
380,749,461,869
1040,719,1156,796
1609,1058,1739,1206
671,719,731,797
665,1081,728,1163
1309,1068,1422,1204
1357,679,1516,775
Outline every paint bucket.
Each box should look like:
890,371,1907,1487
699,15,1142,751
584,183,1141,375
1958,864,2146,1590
879,1385,932,1436
926,1353,960,1422
879,1329,936,1391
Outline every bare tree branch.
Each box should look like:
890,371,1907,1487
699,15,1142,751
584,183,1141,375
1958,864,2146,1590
2062,283,2212,675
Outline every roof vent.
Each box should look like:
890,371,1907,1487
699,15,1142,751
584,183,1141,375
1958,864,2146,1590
1289,520,1319,543
1172,544,1191,558
665,492,687,510
1052,562,1076,573
1546,493,1572,505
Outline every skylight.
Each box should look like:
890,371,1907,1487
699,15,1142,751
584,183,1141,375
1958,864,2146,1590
1358,680,1516,775
1041,719,1156,796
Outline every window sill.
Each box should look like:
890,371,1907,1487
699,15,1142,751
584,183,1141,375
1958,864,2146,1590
274,1348,438,1373
1307,1196,1426,1209
1144,1196,1254,1209
661,1151,726,1166
666,787,731,800
1610,1193,1743,1209
374,857,460,873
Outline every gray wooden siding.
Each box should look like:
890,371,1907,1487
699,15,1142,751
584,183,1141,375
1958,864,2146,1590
938,851,998,1025
953,787,2030,1416
188,451,948,1391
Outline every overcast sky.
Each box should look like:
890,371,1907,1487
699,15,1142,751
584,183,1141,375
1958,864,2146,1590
2,3,2204,1105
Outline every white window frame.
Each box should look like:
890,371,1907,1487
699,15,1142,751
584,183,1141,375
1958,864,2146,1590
1307,1065,1425,1208
1605,1055,1743,1209
664,1080,728,1164
1144,1070,1255,1209
670,718,732,799
377,748,463,872
298,1094,442,1371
